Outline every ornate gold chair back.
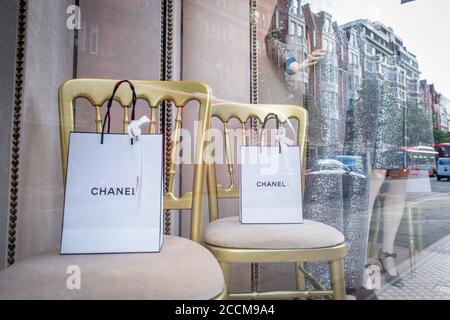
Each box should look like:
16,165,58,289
59,79,212,242
207,103,308,222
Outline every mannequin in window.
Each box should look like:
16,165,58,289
346,59,411,296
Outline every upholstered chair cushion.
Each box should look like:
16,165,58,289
204,216,345,249
0,236,224,300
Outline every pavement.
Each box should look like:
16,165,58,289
370,177,450,300
370,177,450,258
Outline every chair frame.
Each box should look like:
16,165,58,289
59,79,226,300
205,103,347,300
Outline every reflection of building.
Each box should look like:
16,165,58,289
286,0,308,95
438,95,450,132
344,27,361,111
431,84,440,128
303,5,345,161
425,84,450,132
265,2,439,150
419,80,450,132
264,0,308,102
341,20,421,110
419,80,433,116
334,23,349,133
303,6,339,109
394,39,421,107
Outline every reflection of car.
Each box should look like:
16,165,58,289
436,158,450,181
331,155,364,174
306,159,365,178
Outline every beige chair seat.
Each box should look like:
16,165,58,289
204,216,345,249
0,236,224,300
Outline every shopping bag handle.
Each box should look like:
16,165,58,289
260,113,282,153
101,80,137,144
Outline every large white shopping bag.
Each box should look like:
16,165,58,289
239,117,303,224
61,80,164,254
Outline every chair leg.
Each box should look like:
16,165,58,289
220,262,231,299
295,262,306,300
329,259,346,300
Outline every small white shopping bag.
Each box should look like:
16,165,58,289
61,132,164,254
239,145,303,224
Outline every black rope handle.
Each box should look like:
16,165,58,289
100,80,137,144
260,113,282,153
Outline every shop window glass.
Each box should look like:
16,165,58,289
2,0,450,302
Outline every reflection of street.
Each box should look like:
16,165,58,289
370,177,450,253
369,177,450,299
401,178,450,249
429,177,450,192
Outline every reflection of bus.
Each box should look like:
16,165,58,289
435,143,450,158
403,146,437,169
402,146,438,177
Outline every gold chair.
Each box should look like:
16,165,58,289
203,103,347,300
0,79,225,300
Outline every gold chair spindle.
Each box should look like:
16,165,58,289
123,105,130,133
260,121,267,147
241,122,248,146
224,122,235,188
95,105,102,133
150,107,157,134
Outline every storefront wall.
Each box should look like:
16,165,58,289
16,0,74,261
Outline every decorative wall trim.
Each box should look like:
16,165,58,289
7,0,27,266
250,0,259,143
160,0,174,235
249,0,260,292
250,0,258,105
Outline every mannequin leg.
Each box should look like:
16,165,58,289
380,177,407,276
361,169,386,289
368,169,387,225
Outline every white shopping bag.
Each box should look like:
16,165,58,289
239,124,303,224
61,80,164,254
